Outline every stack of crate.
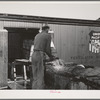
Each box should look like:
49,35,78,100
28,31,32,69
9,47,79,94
23,39,34,59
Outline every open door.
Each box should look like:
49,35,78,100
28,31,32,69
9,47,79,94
6,27,39,81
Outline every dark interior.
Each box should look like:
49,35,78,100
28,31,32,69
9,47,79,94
5,27,39,79
6,27,39,62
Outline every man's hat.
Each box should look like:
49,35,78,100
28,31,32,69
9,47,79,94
42,25,50,30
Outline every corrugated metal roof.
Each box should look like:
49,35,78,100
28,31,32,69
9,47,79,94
0,13,100,26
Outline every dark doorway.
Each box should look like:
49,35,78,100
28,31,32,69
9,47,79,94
6,28,39,62
5,27,39,79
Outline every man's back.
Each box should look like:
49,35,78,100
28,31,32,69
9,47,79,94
34,32,51,54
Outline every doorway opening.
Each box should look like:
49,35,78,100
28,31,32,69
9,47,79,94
5,27,39,81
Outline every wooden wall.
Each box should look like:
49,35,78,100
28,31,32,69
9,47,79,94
2,20,100,68
49,24,100,67
0,29,8,88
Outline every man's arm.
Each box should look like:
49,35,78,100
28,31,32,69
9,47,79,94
45,34,52,58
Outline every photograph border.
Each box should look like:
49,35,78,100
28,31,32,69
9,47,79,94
0,0,100,99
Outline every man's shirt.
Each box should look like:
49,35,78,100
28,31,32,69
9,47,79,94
34,32,52,57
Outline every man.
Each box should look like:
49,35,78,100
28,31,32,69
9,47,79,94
31,25,54,89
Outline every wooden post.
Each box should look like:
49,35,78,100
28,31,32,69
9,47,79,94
0,29,8,89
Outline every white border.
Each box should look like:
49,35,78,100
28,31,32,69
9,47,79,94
0,1,100,99
0,90,100,99
0,1,100,4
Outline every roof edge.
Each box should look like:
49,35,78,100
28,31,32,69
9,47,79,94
0,13,100,26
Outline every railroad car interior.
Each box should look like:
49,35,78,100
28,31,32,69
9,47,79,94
5,27,39,80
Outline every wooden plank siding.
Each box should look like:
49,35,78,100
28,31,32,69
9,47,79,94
3,21,41,28
50,24,100,67
1,19,100,67
0,29,8,88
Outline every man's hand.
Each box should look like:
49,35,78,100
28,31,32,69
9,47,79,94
50,56,59,61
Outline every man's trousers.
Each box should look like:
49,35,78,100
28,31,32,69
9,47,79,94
30,51,45,89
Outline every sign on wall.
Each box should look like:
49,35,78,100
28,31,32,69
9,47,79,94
89,31,100,53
